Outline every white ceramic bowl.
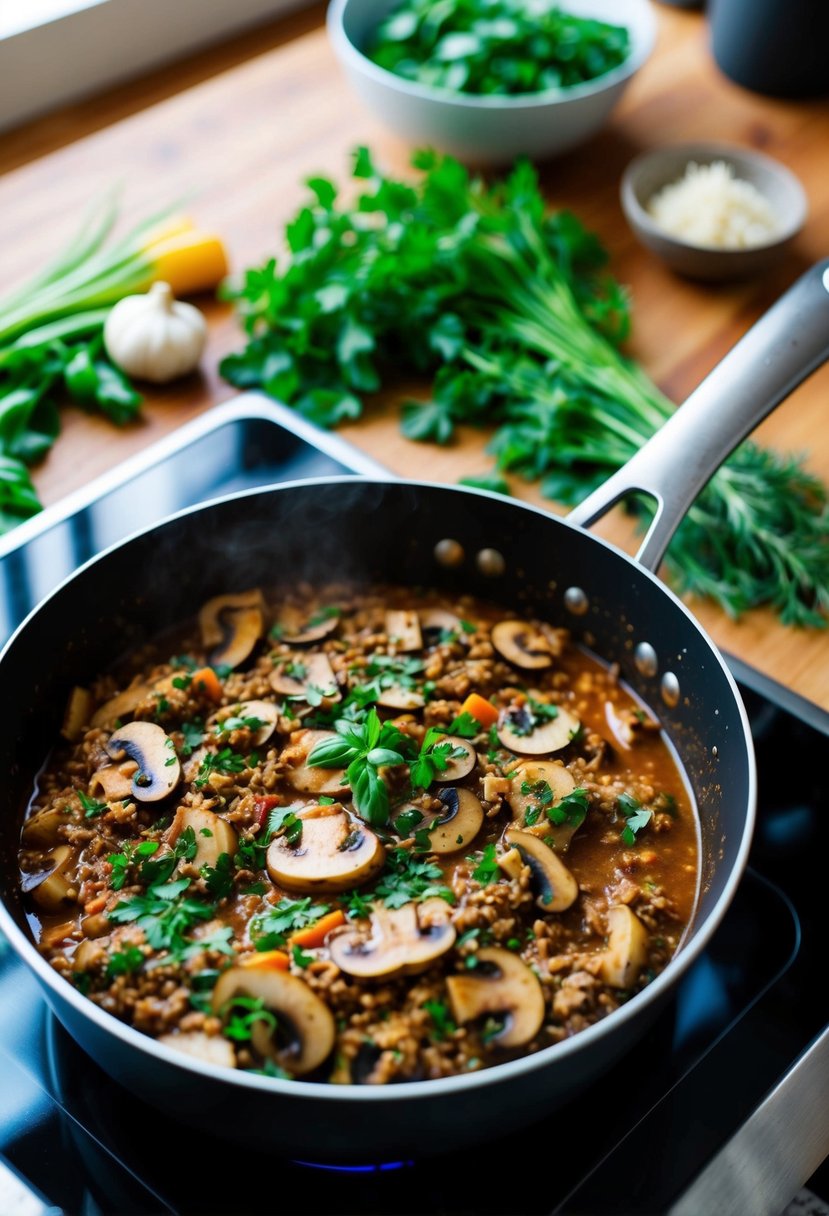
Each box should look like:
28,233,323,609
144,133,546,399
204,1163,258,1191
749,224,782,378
328,0,656,165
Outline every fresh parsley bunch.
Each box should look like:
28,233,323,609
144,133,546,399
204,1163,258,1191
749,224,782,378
222,148,829,626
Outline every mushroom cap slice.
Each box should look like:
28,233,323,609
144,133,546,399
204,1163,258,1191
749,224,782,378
270,653,340,704
419,608,462,644
425,788,484,854
276,608,340,645
267,809,384,893
105,721,181,802
199,589,264,670
376,684,425,710
491,620,555,670
283,729,350,797
385,610,423,653
508,760,580,848
446,946,545,1049
167,804,238,868
432,735,477,783
598,905,650,988
504,828,579,912
329,901,456,979
21,806,70,848
62,686,93,741
90,680,152,730
211,699,279,747
212,967,335,1076
158,1031,236,1070
497,704,581,756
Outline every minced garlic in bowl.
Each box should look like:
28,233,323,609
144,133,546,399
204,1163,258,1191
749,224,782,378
647,160,780,249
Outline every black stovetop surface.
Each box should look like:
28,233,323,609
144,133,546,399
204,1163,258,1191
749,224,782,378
0,403,826,1215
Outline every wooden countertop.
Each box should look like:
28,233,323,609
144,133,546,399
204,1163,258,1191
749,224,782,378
2,3,829,709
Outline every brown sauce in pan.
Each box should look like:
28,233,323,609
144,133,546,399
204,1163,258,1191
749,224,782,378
19,586,698,1084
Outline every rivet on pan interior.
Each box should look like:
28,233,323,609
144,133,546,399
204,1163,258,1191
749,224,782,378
434,539,465,568
634,642,658,678
712,746,719,758
563,587,589,616
476,548,506,577
661,672,680,708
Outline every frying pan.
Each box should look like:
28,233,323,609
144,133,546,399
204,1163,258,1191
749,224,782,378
1,261,828,1160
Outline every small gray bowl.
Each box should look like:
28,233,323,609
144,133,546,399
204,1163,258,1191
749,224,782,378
621,143,807,281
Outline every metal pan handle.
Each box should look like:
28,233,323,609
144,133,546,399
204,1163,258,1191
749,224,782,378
566,259,829,573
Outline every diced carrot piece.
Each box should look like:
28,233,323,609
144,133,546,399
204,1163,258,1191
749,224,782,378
290,909,345,949
460,692,499,729
83,894,108,916
240,950,289,972
190,667,223,704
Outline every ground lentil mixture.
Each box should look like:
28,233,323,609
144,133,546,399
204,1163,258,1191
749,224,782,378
19,585,698,1084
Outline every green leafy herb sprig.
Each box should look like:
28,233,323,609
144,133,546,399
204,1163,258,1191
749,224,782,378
222,148,829,626
307,707,411,825
367,0,629,96
617,792,653,846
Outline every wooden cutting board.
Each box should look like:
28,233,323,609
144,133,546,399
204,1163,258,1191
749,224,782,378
1,2,828,709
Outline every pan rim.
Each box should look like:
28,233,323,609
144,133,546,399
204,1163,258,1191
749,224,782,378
0,474,756,1102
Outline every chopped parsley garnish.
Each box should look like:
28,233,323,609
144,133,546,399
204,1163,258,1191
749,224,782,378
170,654,198,672
343,888,373,919
267,805,303,846
548,787,590,829
179,718,205,757
108,877,215,961
618,792,653,846
194,747,247,789
410,727,468,790
308,605,341,627
214,713,266,737
105,944,145,981
200,852,235,901
291,944,314,969
423,998,457,1040
220,995,278,1042
468,842,500,885
281,659,308,681
447,710,482,739
107,839,160,890
137,827,197,887
251,897,331,950
78,789,108,819
374,848,455,909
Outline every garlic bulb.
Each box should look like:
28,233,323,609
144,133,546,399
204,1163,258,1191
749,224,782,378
104,282,207,383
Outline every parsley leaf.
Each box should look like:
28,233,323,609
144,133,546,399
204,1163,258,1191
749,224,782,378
447,710,482,739
251,897,331,950
107,839,159,890
200,852,235,901
618,792,653,846
179,719,205,757
105,944,145,981
469,842,499,885
194,747,247,789
423,998,457,1041
374,848,455,909
78,789,107,819
409,727,469,790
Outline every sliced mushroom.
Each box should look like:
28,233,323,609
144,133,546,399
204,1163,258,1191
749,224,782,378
212,967,335,1076
491,620,555,670
424,788,484,854
283,729,350,797
446,946,545,1048
497,703,581,756
270,653,340,704
430,735,477,783
167,804,238,868
31,845,76,912
598,905,650,988
21,806,69,848
158,1031,237,1070
329,901,456,979
105,721,181,802
504,828,579,912
199,589,264,670
385,610,423,652
376,684,425,710
89,764,137,803
419,608,462,645
267,808,384,893
497,847,525,881
211,699,279,747
62,686,92,741
91,679,152,730
276,607,340,645
508,760,581,849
